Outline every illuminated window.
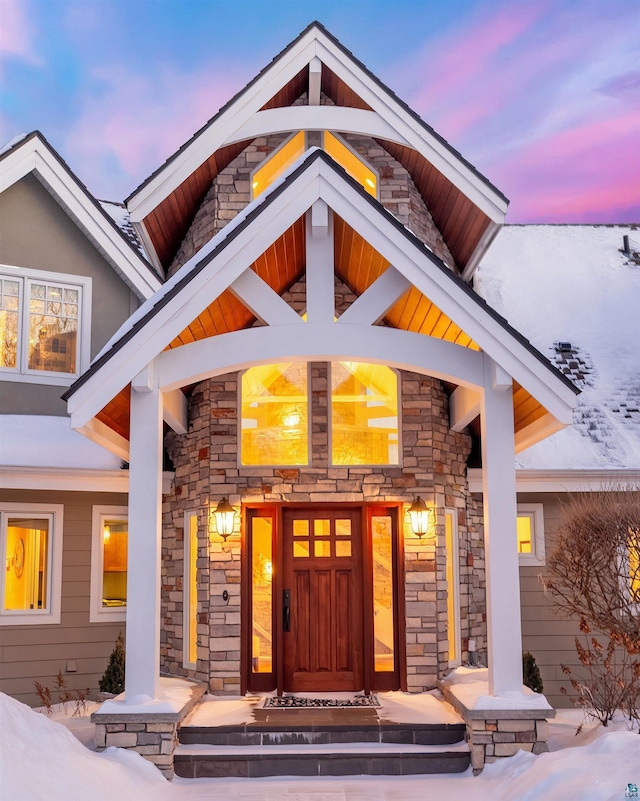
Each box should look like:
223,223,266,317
241,362,309,466
331,362,399,465
445,510,461,667
90,506,128,622
372,515,395,672
0,503,63,625
251,516,273,673
517,504,545,565
251,131,306,199
0,267,90,384
324,131,377,197
184,511,199,668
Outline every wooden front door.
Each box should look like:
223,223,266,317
282,507,364,692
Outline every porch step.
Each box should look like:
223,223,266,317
175,722,469,777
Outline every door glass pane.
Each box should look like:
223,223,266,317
4,517,49,611
331,362,399,465
335,540,351,557
372,515,394,672
293,540,309,558
314,540,331,557
335,519,351,536
445,511,460,665
293,519,309,537
102,519,127,607
314,519,330,537
252,517,273,673
187,513,198,665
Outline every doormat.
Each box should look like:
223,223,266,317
263,695,380,709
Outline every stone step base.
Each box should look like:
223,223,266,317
179,722,467,747
173,742,471,778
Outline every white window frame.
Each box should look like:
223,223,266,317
517,503,546,566
90,505,128,623
0,503,64,625
0,264,91,386
445,509,461,667
183,510,199,669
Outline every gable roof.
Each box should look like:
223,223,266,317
66,149,575,458
125,22,508,277
0,132,162,300
476,224,640,470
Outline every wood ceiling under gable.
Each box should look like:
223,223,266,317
94,215,548,443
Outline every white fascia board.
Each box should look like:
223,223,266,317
67,169,323,428
514,412,566,454
316,165,577,422
468,468,640,494
127,34,320,222
312,36,507,223
461,220,502,283
224,107,410,148
450,385,481,432
157,322,484,394
0,466,174,493
1,137,160,300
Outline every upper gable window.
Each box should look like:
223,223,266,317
252,132,306,199
0,266,91,385
250,130,378,200
331,362,398,465
323,132,377,197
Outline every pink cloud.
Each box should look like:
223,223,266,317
0,0,40,64
65,62,249,199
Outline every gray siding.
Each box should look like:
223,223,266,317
0,173,136,416
518,492,584,708
0,489,128,707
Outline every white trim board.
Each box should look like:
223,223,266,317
0,466,175,494
468,468,640,494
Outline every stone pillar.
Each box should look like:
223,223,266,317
480,355,523,696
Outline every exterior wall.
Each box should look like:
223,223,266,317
517,492,584,708
0,173,136,416
161,353,487,694
0,488,128,706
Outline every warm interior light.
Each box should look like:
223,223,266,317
408,497,434,539
283,412,301,427
213,498,236,540
103,525,111,543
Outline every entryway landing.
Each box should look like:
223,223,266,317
175,691,470,778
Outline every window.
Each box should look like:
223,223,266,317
445,510,461,666
331,362,399,465
249,130,378,200
516,503,545,565
241,362,309,466
0,503,63,625
0,266,91,384
183,511,199,669
90,507,128,622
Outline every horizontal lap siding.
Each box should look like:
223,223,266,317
0,489,128,707
518,493,583,708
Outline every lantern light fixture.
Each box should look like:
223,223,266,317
408,496,435,539
213,497,236,540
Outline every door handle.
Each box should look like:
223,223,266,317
283,589,291,632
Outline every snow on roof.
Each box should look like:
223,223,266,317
99,201,146,258
476,225,640,470
0,415,123,470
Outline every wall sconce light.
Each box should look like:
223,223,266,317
407,496,435,539
213,497,236,540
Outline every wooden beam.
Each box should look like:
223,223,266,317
449,385,481,432
338,267,410,326
162,388,188,434
73,418,130,462
305,204,335,323
309,57,322,106
230,268,303,326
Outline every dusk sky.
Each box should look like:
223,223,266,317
1,0,638,223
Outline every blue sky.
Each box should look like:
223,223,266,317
1,0,639,222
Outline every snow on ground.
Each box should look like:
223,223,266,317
475,225,640,471
2,691,639,801
98,675,196,714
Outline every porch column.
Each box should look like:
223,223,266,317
480,355,522,696
125,364,163,701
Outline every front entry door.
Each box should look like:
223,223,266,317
282,507,364,692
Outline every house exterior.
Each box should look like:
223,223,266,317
1,21,638,773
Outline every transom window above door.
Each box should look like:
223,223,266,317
240,361,399,466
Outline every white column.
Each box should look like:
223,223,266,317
125,364,163,701
480,355,523,696
305,201,335,323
